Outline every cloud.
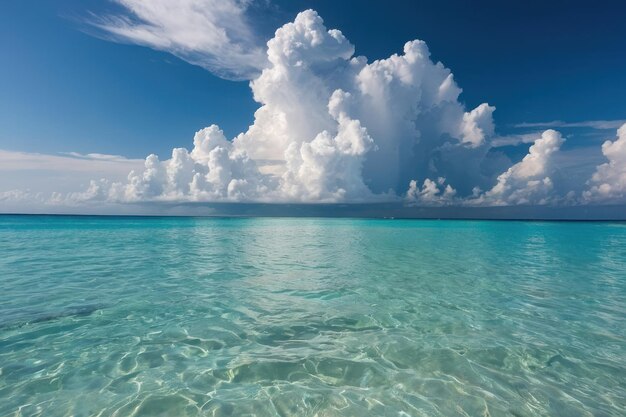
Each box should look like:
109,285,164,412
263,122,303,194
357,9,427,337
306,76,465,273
0,149,142,176
515,120,626,130
233,10,498,198
490,131,544,147
0,149,143,201
90,0,268,80
460,103,496,148
583,123,626,202
8,9,623,212
0,189,46,204
279,91,378,202
406,177,457,206
61,152,132,162
70,9,498,206
471,130,566,206
113,126,272,202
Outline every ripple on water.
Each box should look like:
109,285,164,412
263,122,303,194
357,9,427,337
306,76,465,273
0,217,625,416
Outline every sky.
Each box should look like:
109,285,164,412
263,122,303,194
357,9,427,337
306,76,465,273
1,0,626,217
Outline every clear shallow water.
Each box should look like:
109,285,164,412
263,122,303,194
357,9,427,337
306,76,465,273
0,216,625,417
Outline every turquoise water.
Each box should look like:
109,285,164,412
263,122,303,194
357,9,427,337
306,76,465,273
0,216,625,417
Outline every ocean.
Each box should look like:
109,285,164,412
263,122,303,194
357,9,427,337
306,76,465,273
0,215,624,416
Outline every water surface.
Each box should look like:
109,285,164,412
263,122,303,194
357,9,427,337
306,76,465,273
1,216,625,416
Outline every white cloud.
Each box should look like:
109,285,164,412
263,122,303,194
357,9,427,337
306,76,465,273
0,189,46,204
279,91,378,202
102,126,272,203
472,130,565,206
0,149,141,173
61,152,132,161
232,11,498,197
8,8,622,212
0,149,142,199
515,120,626,130
76,9,497,206
490,131,544,147
460,103,495,147
0,150,144,212
583,123,626,202
91,0,267,80
406,177,457,206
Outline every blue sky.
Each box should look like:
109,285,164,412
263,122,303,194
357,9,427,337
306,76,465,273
1,0,626,215
1,0,257,157
3,0,625,157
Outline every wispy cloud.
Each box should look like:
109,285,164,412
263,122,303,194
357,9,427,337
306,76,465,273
88,0,268,80
0,149,142,172
0,149,143,204
61,152,134,162
491,132,543,147
514,120,626,130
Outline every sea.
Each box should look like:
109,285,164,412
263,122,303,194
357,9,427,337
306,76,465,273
0,215,624,416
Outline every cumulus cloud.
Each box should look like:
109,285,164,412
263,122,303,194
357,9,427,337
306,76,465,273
105,126,272,203
11,8,623,212
66,9,500,206
91,0,267,80
460,103,496,147
232,10,499,198
583,123,626,202
473,130,565,206
279,91,378,202
406,177,457,206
